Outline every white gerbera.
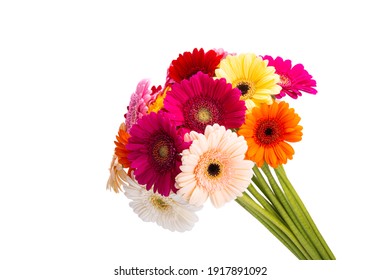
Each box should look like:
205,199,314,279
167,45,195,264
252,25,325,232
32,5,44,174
123,173,201,232
176,124,254,208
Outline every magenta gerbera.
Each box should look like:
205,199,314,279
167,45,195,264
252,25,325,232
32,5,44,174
262,55,317,99
164,72,246,133
126,112,190,197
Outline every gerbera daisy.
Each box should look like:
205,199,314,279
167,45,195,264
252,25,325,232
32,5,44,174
124,79,158,132
106,155,128,193
124,172,201,232
167,48,224,84
213,48,236,59
114,122,130,168
262,55,317,99
215,53,281,111
176,124,254,208
127,111,190,196
147,86,170,113
164,72,246,133
238,101,303,168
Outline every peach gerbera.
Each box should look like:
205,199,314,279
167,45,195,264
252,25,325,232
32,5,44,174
176,124,253,208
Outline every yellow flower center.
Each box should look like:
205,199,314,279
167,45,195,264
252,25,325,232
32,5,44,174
197,107,212,123
153,141,171,162
150,195,170,211
158,145,169,158
150,134,176,172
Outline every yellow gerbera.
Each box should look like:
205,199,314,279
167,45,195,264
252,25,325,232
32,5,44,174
147,86,170,113
215,53,281,111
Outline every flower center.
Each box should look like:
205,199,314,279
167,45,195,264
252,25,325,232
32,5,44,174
265,127,273,136
158,145,169,158
150,195,170,211
183,96,221,133
234,80,255,100
255,119,283,145
194,149,232,193
150,133,176,172
197,107,212,123
152,141,171,162
279,74,291,88
237,83,250,96
207,162,221,177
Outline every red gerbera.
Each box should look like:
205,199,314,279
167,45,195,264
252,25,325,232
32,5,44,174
167,48,224,84
262,55,317,99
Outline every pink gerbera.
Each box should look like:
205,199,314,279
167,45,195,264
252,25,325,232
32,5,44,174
262,56,317,99
213,48,236,59
164,72,246,133
126,111,190,197
124,80,162,132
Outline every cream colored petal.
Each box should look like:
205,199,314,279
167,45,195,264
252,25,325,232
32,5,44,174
189,187,209,207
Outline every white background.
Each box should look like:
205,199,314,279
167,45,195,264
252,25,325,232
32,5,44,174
1,0,379,279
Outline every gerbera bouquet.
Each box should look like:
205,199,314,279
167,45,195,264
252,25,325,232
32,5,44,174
107,48,335,260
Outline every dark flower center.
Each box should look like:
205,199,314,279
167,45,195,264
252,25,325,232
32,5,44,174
207,163,221,177
265,128,273,136
183,96,222,133
237,83,250,96
256,119,283,145
150,133,176,172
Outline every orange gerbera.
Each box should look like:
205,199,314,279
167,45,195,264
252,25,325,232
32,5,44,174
238,101,303,168
114,122,130,168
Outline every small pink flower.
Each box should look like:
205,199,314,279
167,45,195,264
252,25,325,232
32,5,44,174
213,48,236,59
262,56,317,99
124,79,158,132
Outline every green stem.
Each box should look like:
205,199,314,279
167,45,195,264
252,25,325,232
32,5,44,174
253,165,321,259
275,165,336,260
261,164,318,253
277,175,330,259
236,192,309,259
253,166,276,202
247,182,283,223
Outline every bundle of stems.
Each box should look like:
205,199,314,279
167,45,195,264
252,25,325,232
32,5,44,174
235,163,335,260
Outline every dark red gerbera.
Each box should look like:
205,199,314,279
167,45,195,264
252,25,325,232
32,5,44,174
167,48,224,84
